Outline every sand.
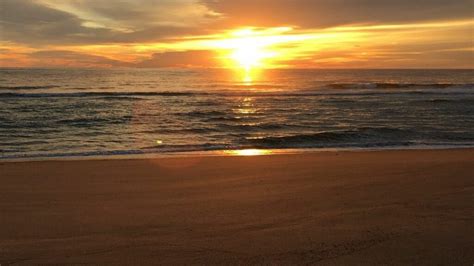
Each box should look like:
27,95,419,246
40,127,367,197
0,149,473,265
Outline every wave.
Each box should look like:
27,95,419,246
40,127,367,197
56,116,134,126
0,83,472,98
0,85,59,90
1,142,234,160
179,110,228,118
325,82,472,90
244,127,414,148
1,90,472,99
418,98,474,104
0,91,202,98
192,100,224,107
3,141,473,161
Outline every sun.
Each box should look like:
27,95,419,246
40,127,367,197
229,30,278,71
200,27,307,81
210,28,280,71
228,39,269,82
230,43,265,71
218,28,280,82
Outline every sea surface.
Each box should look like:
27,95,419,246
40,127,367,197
0,68,473,159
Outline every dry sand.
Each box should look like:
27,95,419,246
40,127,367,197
0,149,473,265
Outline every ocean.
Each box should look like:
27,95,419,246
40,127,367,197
0,68,473,159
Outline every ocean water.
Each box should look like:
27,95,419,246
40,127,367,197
0,68,473,159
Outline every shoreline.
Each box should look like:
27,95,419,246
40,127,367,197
1,145,473,163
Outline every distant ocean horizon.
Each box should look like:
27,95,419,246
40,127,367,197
0,68,473,160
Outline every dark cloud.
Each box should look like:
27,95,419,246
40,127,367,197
0,0,108,45
0,0,210,45
25,49,218,68
136,50,217,68
202,0,473,28
58,0,216,28
30,50,133,67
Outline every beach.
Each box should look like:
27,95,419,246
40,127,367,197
0,148,472,265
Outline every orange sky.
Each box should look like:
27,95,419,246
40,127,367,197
0,0,473,69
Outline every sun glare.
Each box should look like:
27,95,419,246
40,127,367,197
209,28,286,72
227,29,276,71
210,28,287,82
230,43,265,70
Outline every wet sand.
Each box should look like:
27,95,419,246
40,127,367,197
0,149,473,265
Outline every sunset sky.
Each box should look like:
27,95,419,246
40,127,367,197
0,0,473,69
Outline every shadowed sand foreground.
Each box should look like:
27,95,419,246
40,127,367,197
0,149,473,265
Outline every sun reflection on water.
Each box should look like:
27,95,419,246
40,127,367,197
223,149,272,156
234,66,262,85
234,96,258,115
243,70,253,84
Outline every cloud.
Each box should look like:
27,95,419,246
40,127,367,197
0,0,217,45
39,0,220,30
7,49,218,68
29,50,133,67
202,0,473,28
0,0,113,45
1,0,471,46
136,50,217,68
284,48,474,69
0,0,472,68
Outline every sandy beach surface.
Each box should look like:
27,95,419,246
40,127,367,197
0,149,473,265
